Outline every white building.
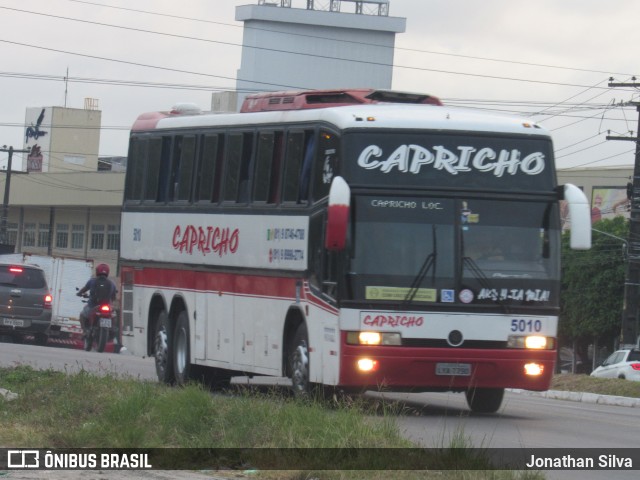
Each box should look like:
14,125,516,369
234,0,405,109
1,101,123,275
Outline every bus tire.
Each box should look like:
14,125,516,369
154,311,175,384
465,387,504,413
173,311,192,386
289,323,310,397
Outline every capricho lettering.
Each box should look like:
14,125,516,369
363,314,424,328
357,144,545,177
172,225,239,257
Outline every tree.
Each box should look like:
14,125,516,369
560,216,628,371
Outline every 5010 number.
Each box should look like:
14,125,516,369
511,319,542,333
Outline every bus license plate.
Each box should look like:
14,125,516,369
2,318,26,327
436,363,471,376
99,318,112,328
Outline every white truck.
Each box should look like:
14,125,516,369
0,254,94,342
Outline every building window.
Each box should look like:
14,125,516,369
6,222,18,246
56,223,69,249
23,223,36,247
106,224,120,250
91,224,105,250
71,224,85,249
38,223,50,248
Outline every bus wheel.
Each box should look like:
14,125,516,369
154,311,175,384
173,311,192,386
465,387,504,413
289,324,310,397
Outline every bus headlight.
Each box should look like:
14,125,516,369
346,331,401,346
507,335,555,350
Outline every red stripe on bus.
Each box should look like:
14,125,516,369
129,267,297,298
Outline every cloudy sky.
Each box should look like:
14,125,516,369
1,0,639,172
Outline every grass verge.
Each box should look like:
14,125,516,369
0,366,542,480
551,374,640,398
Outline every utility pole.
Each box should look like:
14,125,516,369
0,145,30,246
607,77,640,346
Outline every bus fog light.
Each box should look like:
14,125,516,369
357,358,378,372
524,363,544,376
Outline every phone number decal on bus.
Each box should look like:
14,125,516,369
172,225,239,257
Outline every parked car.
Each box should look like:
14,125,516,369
0,263,53,345
590,349,640,381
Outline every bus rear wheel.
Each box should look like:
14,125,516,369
289,324,310,397
173,311,193,386
154,311,175,384
465,387,504,413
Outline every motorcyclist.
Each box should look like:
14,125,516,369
77,263,117,337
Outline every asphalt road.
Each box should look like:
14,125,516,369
1,340,639,480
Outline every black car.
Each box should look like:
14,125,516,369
0,263,53,345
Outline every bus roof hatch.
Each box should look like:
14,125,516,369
240,88,442,113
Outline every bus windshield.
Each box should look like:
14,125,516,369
349,196,559,306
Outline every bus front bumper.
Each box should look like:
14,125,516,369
338,345,556,392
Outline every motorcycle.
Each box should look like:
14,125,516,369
77,289,118,353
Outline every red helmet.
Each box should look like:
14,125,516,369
96,263,110,277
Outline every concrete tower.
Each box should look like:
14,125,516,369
234,0,405,110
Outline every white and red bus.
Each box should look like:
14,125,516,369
120,89,591,413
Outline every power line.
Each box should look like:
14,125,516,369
64,0,638,78
1,6,637,92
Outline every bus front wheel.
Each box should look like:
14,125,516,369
289,324,310,397
465,387,504,413
154,311,175,384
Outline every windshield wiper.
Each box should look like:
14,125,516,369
403,225,437,306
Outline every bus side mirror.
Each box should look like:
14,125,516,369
562,183,591,250
325,176,350,251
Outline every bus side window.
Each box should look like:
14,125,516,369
223,133,243,202
144,137,163,202
313,130,339,202
212,134,225,203
237,132,254,203
283,131,305,203
169,136,183,201
298,131,316,203
155,137,173,203
196,134,218,202
176,135,196,202
269,132,284,204
197,134,225,203
254,131,284,205
254,132,274,203
125,136,145,202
